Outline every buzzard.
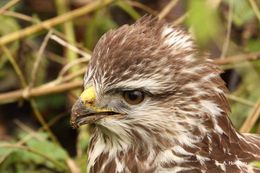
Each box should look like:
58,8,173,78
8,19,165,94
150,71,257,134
71,16,260,173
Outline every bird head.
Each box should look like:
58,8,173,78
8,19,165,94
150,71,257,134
71,17,230,148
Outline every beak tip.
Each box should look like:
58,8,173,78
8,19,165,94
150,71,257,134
70,119,78,129
70,113,79,129
70,99,85,129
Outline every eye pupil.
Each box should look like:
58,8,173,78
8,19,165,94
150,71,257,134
123,90,144,105
128,91,139,100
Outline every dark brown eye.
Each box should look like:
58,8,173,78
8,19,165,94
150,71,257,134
123,90,145,105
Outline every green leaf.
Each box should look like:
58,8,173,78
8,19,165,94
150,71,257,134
186,0,220,46
0,132,69,173
85,10,117,49
0,16,20,63
245,39,260,52
34,94,67,111
227,0,255,26
22,132,69,162
0,16,20,36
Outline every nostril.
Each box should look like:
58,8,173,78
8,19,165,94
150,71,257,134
86,100,94,105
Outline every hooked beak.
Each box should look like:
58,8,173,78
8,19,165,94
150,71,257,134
70,86,123,129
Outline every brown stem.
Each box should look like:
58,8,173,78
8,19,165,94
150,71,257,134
0,81,82,104
214,51,260,65
0,0,113,45
240,99,260,133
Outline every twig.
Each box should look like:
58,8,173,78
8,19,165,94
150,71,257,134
0,45,27,87
115,1,140,20
206,0,222,9
39,66,86,88
61,68,86,83
1,10,90,54
0,0,20,14
55,0,78,74
1,39,59,143
14,120,45,141
67,159,81,173
226,94,255,107
30,30,53,88
1,42,58,145
16,112,67,146
172,13,188,26
220,62,250,70
158,0,179,20
220,0,233,59
257,122,260,134
1,50,259,105
50,34,91,58
128,1,158,16
214,51,260,65
0,81,82,104
30,99,60,144
248,0,260,23
53,30,90,54
58,57,89,78
46,51,66,65
240,99,260,133
0,152,11,165
37,65,85,87
50,33,90,96
26,40,66,64
0,0,113,45
0,113,67,164
2,11,33,22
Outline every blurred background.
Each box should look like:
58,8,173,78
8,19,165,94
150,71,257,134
0,0,260,172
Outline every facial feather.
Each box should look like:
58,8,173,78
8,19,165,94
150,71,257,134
72,16,260,173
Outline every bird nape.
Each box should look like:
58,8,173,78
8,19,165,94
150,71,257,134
70,16,260,173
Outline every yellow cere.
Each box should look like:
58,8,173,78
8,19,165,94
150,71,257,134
80,86,96,103
80,86,110,112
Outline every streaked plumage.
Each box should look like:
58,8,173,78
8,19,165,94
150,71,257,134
71,16,260,173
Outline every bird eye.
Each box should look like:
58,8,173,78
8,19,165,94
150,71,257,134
123,90,145,105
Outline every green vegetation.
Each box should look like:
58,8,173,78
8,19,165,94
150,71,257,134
0,0,259,172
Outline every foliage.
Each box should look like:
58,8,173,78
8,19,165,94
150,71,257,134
0,132,69,173
186,0,221,46
0,0,260,172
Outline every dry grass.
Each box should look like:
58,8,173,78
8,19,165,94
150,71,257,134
0,0,260,172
